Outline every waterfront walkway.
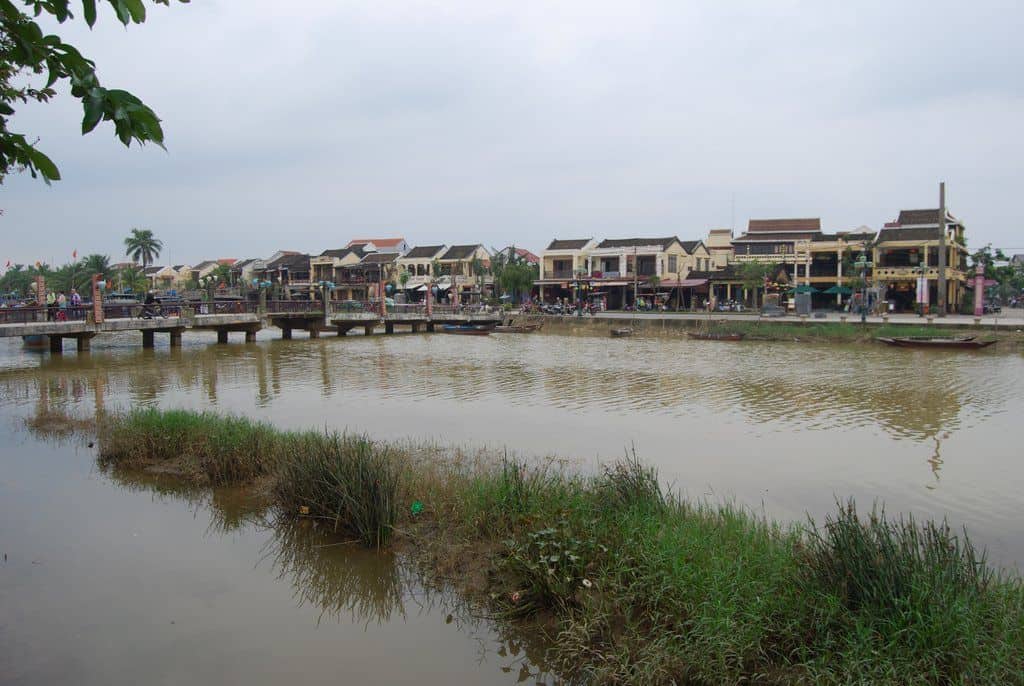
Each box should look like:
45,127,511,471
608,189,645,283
589,310,1024,329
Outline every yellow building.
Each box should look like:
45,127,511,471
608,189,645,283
873,209,968,312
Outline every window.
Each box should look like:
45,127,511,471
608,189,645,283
668,255,678,273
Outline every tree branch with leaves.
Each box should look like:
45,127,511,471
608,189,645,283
1,0,188,185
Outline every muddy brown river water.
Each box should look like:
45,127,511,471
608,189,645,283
1,329,1022,684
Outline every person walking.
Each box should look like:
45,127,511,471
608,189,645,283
56,291,68,321
46,289,56,321
70,288,82,308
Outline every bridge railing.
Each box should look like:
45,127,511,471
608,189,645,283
192,301,260,315
266,300,323,314
387,303,427,316
0,306,45,324
329,300,378,315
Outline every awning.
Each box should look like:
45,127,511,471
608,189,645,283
678,278,708,288
533,279,569,286
596,280,630,287
415,284,428,291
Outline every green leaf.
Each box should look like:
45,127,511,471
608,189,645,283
27,147,61,182
83,0,97,26
123,0,145,23
81,95,104,134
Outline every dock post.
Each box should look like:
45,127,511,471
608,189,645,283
217,330,229,344
49,336,63,354
142,331,155,349
76,335,91,353
363,324,374,336
309,327,320,339
245,330,257,343
169,330,182,348
281,328,292,340
385,322,394,335
411,322,421,333
426,322,435,332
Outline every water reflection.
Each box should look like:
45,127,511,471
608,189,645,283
1,335,1015,443
264,519,407,626
100,462,560,682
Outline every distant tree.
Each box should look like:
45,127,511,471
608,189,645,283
496,261,537,303
398,268,410,290
123,228,162,267
210,263,232,287
81,253,110,277
115,265,147,294
737,261,779,307
1,0,187,186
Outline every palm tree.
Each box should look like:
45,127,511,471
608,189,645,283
124,228,163,267
81,253,111,277
116,266,148,295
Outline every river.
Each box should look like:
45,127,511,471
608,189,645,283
1,329,1022,683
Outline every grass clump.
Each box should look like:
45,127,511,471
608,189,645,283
98,408,282,484
797,500,1024,683
95,409,1024,683
274,433,398,548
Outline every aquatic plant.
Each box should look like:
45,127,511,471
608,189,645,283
274,433,399,548
95,408,1024,684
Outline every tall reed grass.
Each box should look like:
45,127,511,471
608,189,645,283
97,409,1024,683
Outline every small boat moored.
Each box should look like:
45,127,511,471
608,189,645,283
492,323,542,333
687,331,745,341
610,328,633,338
876,336,995,350
439,324,491,336
22,334,48,349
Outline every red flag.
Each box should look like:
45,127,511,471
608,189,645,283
72,249,78,259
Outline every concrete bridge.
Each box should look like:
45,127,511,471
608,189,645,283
0,299,504,353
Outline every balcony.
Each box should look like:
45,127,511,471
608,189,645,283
874,267,964,281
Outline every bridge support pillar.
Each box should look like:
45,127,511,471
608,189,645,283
282,328,292,340
385,322,394,335
411,322,421,333
49,336,63,354
337,326,349,336
363,325,375,336
309,327,320,339
245,330,257,343
426,322,435,332
169,330,182,348
142,331,155,349
76,334,93,353
217,330,229,344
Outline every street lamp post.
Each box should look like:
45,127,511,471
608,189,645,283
853,250,873,323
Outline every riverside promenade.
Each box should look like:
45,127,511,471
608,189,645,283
591,310,1024,329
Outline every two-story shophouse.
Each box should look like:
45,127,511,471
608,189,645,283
396,245,447,300
873,209,968,313
435,245,492,303
535,238,597,304
586,237,692,309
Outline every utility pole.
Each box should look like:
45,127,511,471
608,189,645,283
937,181,947,317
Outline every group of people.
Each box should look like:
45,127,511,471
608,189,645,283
45,288,82,321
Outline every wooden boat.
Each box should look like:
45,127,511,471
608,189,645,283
439,324,491,336
876,336,995,349
687,331,745,341
610,328,633,338
492,323,542,333
22,334,47,349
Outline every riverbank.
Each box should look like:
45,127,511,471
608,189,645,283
93,409,1024,684
539,313,1024,346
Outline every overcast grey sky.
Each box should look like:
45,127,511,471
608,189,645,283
3,0,1023,266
